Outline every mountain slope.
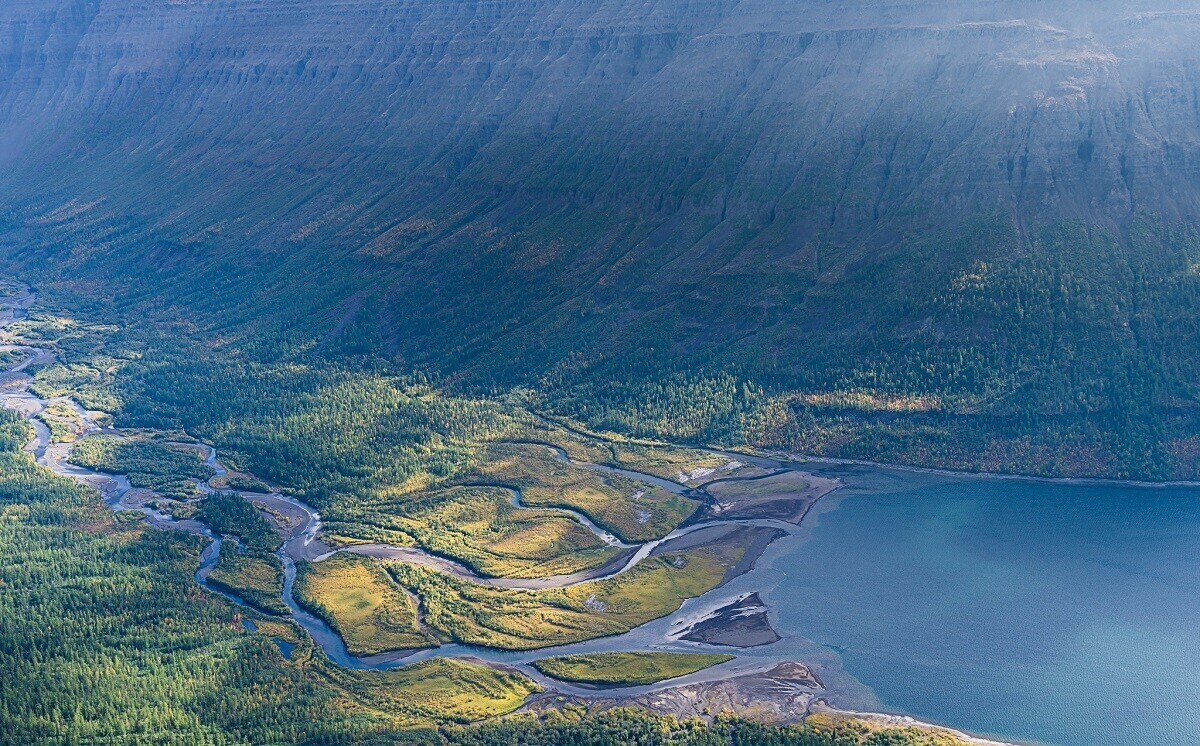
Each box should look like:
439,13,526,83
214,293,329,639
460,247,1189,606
3,0,1200,476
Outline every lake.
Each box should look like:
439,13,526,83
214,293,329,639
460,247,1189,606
763,463,1200,746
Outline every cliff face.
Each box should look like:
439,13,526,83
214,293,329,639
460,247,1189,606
2,0,1200,381
5,1,1197,214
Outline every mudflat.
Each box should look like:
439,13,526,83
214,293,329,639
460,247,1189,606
678,592,780,648
703,471,840,524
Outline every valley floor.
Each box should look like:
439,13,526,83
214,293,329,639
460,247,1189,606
0,279,1018,745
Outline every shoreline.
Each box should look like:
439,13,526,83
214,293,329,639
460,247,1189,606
809,702,1026,746
536,413,1200,490
724,448,1200,490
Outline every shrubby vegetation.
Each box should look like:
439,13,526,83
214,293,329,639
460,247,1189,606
0,410,375,742
32,218,1198,518
206,549,289,615
441,708,982,745
531,652,734,686
114,352,523,507
60,336,705,565
224,474,272,492
466,442,700,543
34,411,73,443
0,347,26,367
14,309,128,413
34,401,92,443
538,218,1200,482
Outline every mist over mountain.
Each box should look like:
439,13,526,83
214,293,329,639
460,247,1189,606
3,0,1200,475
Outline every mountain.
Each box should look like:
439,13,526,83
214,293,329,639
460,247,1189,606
3,0,1200,477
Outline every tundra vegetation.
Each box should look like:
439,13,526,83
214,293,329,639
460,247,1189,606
531,652,735,686
388,538,746,650
294,553,438,655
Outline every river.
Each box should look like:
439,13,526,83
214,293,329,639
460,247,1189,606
0,281,814,695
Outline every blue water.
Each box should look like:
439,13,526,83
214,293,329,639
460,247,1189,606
273,638,295,660
769,464,1200,746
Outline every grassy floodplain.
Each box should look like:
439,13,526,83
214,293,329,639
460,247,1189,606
334,658,542,724
531,652,734,686
1,283,1009,742
467,442,700,543
534,423,753,485
389,534,748,650
206,550,288,614
0,406,541,739
392,486,622,578
295,554,438,655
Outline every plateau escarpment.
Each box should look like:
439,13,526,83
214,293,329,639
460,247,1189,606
3,0,1200,477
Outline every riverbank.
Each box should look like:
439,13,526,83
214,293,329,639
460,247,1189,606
739,449,1200,490
677,592,780,647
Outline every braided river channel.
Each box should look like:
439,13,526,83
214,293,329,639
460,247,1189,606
7,283,1200,745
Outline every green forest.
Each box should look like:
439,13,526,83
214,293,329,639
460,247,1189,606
0,408,376,743
441,709,1000,746
5,215,1194,742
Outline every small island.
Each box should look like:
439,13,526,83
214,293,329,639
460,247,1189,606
679,592,781,647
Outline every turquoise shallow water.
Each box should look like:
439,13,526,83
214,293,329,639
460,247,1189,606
768,464,1200,746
